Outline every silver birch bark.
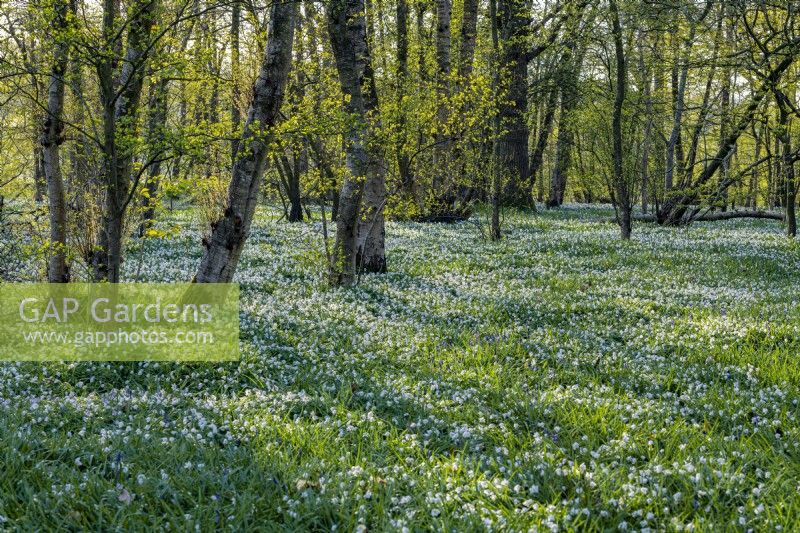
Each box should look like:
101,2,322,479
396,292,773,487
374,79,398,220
194,0,298,283
327,0,386,284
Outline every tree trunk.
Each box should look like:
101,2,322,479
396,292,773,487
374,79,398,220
615,210,783,224
357,146,387,273
431,0,451,206
327,0,385,285
718,10,733,211
355,38,386,273
194,0,297,283
547,89,574,208
34,141,46,203
32,78,46,203
765,125,775,208
684,12,723,184
277,153,304,223
489,0,501,240
698,210,783,222
457,0,478,83
665,36,687,193
747,124,761,209
529,86,558,197
42,0,73,282
651,38,665,210
609,0,630,239
138,77,169,237
230,0,241,164
496,0,530,206
547,46,580,209
395,0,412,191
776,91,796,237
663,9,709,192
92,0,158,281
638,35,652,214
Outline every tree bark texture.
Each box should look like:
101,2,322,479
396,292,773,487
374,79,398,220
194,0,297,282
327,0,386,285
92,0,158,281
496,0,530,206
42,0,74,282
609,0,630,239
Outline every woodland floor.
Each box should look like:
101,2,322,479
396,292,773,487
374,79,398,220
1,205,800,531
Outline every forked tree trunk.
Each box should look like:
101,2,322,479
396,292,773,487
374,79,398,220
665,30,691,192
355,39,386,273
194,0,297,283
663,4,715,192
276,152,304,223
92,0,158,281
327,0,386,284
42,0,73,282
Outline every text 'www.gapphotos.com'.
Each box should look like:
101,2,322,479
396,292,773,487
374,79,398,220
21,329,216,348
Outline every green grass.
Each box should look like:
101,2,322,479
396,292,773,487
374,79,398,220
1,205,799,531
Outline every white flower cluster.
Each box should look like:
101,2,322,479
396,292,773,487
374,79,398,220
0,205,798,530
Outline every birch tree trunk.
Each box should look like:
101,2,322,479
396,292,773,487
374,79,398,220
194,0,297,283
355,20,386,273
327,0,386,284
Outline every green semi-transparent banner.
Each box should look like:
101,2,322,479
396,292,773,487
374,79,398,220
0,284,239,361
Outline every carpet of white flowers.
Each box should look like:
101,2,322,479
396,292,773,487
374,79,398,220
1,205,800,531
